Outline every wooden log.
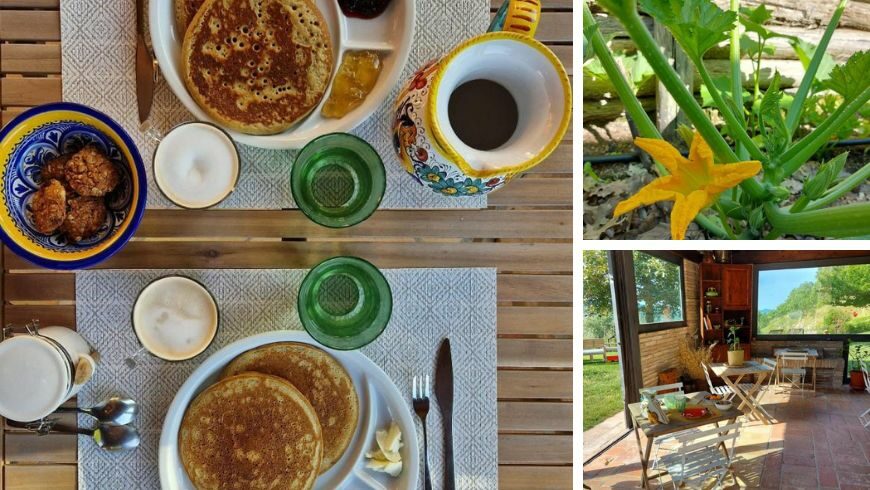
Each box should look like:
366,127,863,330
706,26,870,61
582,97,656,123
584,58,806,99
712,0,870,31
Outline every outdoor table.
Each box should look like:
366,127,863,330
710,361,775,424
628,391,742,489
0,2,573,488
774,347,820,392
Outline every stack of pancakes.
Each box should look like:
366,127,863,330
178,0,334,134
180,342,359,489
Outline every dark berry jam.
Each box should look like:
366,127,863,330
338,0,392,19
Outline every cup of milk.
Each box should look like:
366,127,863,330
132,276,219,361
0,320,98,422
153,122,240,209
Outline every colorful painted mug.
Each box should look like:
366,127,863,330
392,1,571,196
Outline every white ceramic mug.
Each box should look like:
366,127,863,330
0,320,98,422
392,13,571,196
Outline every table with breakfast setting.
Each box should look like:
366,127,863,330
0,0,572,489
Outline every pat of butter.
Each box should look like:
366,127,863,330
365,421,403,477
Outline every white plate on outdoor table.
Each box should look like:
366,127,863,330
159,330,419,490
150,0,415,149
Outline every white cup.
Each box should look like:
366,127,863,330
0,321,97,422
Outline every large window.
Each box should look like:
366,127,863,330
633,251,685,329
757,262,870,336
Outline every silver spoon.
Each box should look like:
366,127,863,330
8,420,140,451
84,423,141,451
55,396,139,425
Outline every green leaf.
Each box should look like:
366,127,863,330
791,39,836,83
823,50,870,100
741,4,772,25
757,72,789,158
676,124,695,148
749,206,765,229
803,152,849,201
740,35,774,58
700,75,749,108
638,0,737,60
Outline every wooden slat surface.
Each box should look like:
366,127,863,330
0,2,574,488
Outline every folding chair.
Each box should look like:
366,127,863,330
859,360,870,429
776,352,809,397
640,383,691,463
701,362,735,400
652,421,742,489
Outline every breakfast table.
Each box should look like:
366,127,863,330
710,361,775,425
628,391,742,489
0,1,572,489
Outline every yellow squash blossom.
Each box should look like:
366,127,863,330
614,131,762,240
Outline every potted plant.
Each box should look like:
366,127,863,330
727,326,744,367
849,343,868,391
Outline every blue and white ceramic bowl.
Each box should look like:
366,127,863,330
0,103,146,270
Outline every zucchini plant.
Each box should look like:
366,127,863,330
583,0,870,239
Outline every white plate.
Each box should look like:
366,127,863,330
159,330,419,490
150,0,415,149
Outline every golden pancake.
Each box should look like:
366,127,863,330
181,0,333,135
221,342,359,472
175,0,206,33
180,372,322,489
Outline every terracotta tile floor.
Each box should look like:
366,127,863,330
583,387,870,489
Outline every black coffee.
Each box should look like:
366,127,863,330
447,79,519,151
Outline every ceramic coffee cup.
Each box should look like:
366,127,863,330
392,2,571,196
0,320,98,422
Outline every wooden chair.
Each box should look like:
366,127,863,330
776,352,809,397
652,421,742,489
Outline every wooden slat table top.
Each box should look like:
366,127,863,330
0,2,574,489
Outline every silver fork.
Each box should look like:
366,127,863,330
413,374,433,490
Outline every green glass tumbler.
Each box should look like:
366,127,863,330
291,133,386,228
298,256,392,350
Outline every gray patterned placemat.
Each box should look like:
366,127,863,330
75,268,497,489
59,0,488,210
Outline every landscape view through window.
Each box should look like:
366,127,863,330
757,263,870,336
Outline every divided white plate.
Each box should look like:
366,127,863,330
159,330,419,490
149,0,415,149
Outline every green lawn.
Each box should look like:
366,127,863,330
583,356,624,431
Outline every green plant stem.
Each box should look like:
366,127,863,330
765,228,783,240
789,195,810,213
785,0,849,137
764,201,870,238
715,203,738,239
804,162,870,211
780,87,870,178
779,103,848,167
582,3,663,177
729,0,745,156
695,59,765,162
615,7,768,201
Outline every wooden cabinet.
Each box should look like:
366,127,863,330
722,265,752,310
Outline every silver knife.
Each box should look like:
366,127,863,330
434,338,455,490
135,0,158,125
